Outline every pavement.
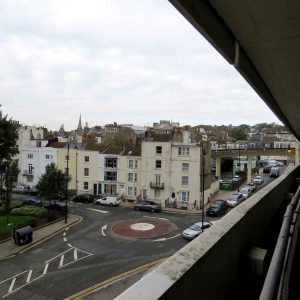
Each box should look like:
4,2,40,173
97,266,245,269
0,214,82,261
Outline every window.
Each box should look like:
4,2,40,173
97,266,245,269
45,154,50,160
182,176,189,186
105,171,117,181
105,158,117,168
155,189,160,197
178,147,190,156
128,173,137,182
84,168,89,176
84,156,89,162
36,141,41,147
84,182,89,190
127,187,137,196
27,177,33,182
156,146,162,154
180,191,190,202
128,159,138,168
28,153,33,159
155,174,161,184
155,160,162,169
182,163,189,172
28,164,34,175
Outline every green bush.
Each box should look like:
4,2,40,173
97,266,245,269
10,206,48,218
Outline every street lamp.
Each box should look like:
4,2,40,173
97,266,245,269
201,142,206,232
238,144,241,192
65,144,70,224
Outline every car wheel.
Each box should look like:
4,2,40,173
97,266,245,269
96,202,99,205
151,208,155,213
110,203,113,207
135,207,139,211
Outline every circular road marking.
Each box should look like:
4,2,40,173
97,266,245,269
130,223,155,231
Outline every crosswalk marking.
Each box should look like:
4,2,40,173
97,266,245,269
8,278,16,293
26,270,32,283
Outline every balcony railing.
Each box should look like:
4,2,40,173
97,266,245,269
23,170,34,176
150,182,164,189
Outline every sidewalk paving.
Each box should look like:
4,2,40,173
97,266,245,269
0,214,81,260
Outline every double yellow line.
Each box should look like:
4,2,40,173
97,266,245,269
64,257,168,300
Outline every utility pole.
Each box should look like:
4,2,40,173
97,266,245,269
201,142,206,232
65,144,70,224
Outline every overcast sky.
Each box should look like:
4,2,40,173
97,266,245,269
0,0,282,131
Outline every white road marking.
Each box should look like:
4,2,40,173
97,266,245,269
8,278,16,293
63,237,67,242
101,224,108,236
59,255,64,267
0,270,28,285
86,208,109,214
26,270,32,283
43,263,49,275
74,249,78,260
68,243,73,248
153,234,181,242
144,216,169,221
66,227,69,231
63,232,66,236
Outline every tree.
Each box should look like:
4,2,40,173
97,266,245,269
0,108,19,222
2,160,19,223
36,163,70,200
0,109,19,163
228,124,250,141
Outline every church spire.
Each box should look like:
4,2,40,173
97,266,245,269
77,115,82,131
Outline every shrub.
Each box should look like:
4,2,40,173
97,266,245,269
10,206,48,218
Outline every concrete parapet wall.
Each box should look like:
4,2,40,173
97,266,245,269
116,165,300,300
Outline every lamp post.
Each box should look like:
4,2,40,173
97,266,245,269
65,144,70,224
238,144,241,192
201,142,206,232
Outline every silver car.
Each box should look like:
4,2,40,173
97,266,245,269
226,192,245,207
182,221,212,240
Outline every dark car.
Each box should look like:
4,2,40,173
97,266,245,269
206,200,228,216
134,200,161,212
73,194,93,203
43,200,67,211
263,165,271,173
23,198,43,206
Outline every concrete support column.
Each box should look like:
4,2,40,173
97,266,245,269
215,157,221,178
247,157,252,184
295,141,300,165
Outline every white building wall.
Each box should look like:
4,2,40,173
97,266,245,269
170,143,201,210
140,141,172,205
76,150,99,195
119,155,141,201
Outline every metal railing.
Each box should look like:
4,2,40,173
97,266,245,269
259,183,300,300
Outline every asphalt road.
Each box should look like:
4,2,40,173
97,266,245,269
1,166,285,299
0,203,210,300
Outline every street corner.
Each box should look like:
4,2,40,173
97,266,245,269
111,217,174,239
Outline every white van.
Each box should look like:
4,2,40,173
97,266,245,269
95,196,121,207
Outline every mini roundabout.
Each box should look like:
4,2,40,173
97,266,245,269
111,216,175,239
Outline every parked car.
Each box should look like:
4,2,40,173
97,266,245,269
23,198,42,206
73,194,93,203
226,193,245,207
206,200,228,216
263,165,271,173
270,167,280,178
247,182,257,192
254,175,264,185
96,196,121,207
232,175,241,183
239,186,252,199
43,200,67,211
12,185,29,194
134,200,161,212
28,187,39,196
182,221,212,240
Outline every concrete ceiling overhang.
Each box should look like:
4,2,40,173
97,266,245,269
169,0,300,140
